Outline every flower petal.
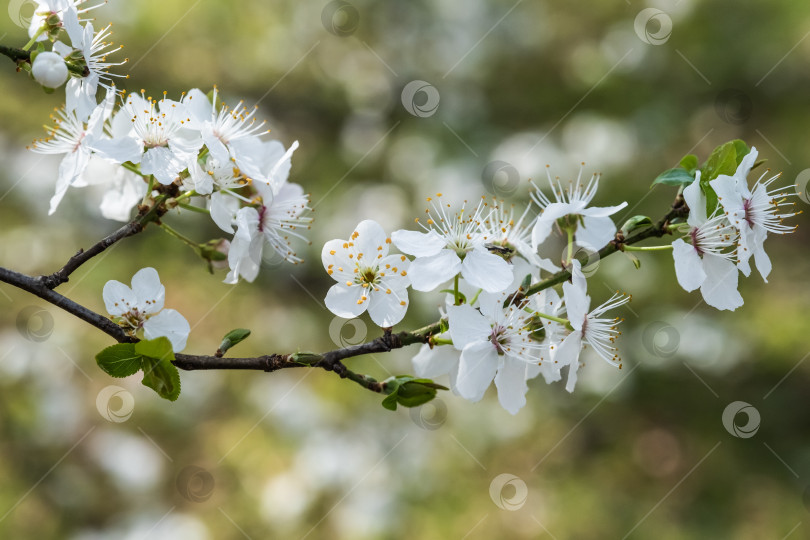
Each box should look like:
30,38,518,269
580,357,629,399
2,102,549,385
683,174,707,226
672,238,706,292
700,254,744,311
391,229,446,257
367,287,408,327
102,280,136,316
408,250,461,292
461,249,513,293
143,309,190,353
448,303,492,350
554,332,583,393
494,357,531,414
576,215,617,251
131,267,165,314
412,339,459,378
455,340,499,402
531,203,570,249
352,220,389,261
579,202,628,218
324,283,367,319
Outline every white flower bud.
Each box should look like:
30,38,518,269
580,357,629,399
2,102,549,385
31,52,69,89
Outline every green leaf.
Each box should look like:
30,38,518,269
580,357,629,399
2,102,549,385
732,140,750,166
380,376,448,410
652,168,695,187
95,343,142,378
679,154,698,173
701,142,738,182
218,328,251,356
519,273,532,292
134,337,175,362
620,215,653,237
141,356,181,401
625,252,641,270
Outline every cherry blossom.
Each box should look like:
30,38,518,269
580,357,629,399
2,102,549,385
322,220,411,327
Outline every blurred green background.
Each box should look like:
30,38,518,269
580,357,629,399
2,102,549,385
1,0,809,538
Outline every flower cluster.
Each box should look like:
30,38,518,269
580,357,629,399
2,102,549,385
671,147,798,310
321,178,635,413
28,4,311,285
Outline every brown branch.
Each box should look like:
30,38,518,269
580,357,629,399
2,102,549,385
0,45,30,65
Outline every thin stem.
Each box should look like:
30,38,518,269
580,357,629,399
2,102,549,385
141,176,155,206
623,245,674,252
159,223,200,251
432,337,453,346
566,228,574,263
533,311,570,326
453,274,461,305
121,162,142,175
177,202,209,214
469,288,483,306
22,30,45,52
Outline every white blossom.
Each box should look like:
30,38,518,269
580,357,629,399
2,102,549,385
672,175,743,311
31,51,68,88
392,196,513,293
322,220,411,327
103,267,190,352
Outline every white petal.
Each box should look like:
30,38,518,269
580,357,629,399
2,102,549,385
554,332,583,393
710,175,745,220
683,174,707,226
700,254,744,311
579,202,628,218
561,280,589,332
448,303,491,350
141,147,183,185
753,232,772,282
100,169,146,222
102,280,136,316
412,340,459,378
391,229,445,257
352,220,389,260
187,159,213,195
367,288,408,327
131,267,165,314
225,233,263,284
531,203,570,249
182,88,213,123
377,254,410,289
143,309,191,353
455,340,499,402
91,137,143,164
324,283,368,319
408,250,462,292
460,249,513,293
209,192,239,234
576,215,617,250
494,357,531,414
672,238,706,292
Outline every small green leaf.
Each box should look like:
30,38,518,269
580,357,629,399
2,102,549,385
134,337,175,362
752,158,767,171
141,356,181,401
701,142,738,182
381,392,400,411
679,154,698,173
218,328,251,356
732,140,750,166
652,168,695,187
95,343,142,378
620,215,653,237
519,273,532,292
290,352,322,366
625,252,641,270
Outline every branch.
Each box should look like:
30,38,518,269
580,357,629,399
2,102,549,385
0,45,30,65
39,194,169,289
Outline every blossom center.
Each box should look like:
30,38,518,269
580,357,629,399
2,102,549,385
490,325,508,354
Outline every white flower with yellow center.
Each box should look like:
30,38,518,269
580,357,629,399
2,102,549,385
94,90,202,185
103,267,190,352
322,220,411,327
392,196,513,293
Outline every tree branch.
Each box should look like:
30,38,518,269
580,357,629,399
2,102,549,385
0,193,685,396
0,45,30,65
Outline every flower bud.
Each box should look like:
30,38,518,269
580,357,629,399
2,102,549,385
31,52,68,89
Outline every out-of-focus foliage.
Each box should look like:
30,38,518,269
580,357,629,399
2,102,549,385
0,0,809,538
